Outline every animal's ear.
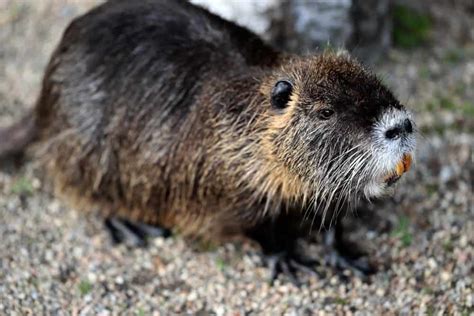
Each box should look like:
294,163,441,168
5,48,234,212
271,80,293,109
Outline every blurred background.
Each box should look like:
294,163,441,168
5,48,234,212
0,0,472,314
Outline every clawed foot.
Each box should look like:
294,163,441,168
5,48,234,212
324,228,377,281
263,244,375,285
104,217,171,247
324,249,376,281
264,251,322,286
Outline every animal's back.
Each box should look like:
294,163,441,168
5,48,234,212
40,0,277,132
33,0,278,231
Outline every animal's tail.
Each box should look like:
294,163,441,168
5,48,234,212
0,111,38,159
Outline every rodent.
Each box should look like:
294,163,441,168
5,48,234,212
0,0,416,279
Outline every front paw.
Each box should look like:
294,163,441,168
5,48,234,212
263,250,322,286
324,229,377,281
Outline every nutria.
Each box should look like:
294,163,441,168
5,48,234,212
0,0,416,282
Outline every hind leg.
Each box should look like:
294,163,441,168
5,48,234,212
104,217,171,247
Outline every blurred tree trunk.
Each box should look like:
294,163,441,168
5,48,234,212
271,0,392,62
350,0,392,62
191,0,392,62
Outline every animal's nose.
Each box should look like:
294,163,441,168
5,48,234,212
385,119,413,140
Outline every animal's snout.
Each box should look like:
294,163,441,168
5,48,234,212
385,118,413,140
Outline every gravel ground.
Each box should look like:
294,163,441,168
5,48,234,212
0,1,473,314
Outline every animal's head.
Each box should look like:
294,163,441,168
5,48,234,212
259,52,416,209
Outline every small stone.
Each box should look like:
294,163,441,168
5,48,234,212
115,276,124,285
428,258,438,269
441,271,451,282
376,288,385,297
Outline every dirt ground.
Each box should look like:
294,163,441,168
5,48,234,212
0,1,473,314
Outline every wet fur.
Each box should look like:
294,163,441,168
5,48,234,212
0,0,404,240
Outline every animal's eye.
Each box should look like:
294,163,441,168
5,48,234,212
317,109,334,120
271,80,293,109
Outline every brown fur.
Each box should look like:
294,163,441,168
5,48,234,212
0,0,405,242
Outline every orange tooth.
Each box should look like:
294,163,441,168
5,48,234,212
395,160,405,176
403,153,412,173
395,154,412,176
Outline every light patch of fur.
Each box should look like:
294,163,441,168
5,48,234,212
364,108,416,198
